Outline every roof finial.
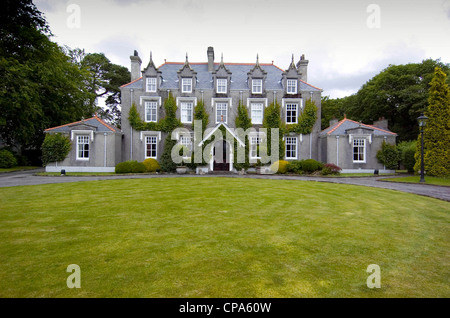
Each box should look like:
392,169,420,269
185,52,189,65
220,52,224,65
289,54,296,69
256,54,259,66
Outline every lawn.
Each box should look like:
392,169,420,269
0,177,449,298
381,176,450,187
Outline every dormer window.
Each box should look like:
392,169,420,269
217,78,227,94
182,78,192,93
287,79,297,94
146,77,157,92
252,79,262,94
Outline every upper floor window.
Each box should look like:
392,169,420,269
252,79,263,94
353,139,366,163
77,135,90,160
180,102,193,124
287,79,297,94
182,78,192,93
251,103,263,125
146,77,157,92
216,103,228,124
286,104,298,124
145,101,157,122
217,79,227,94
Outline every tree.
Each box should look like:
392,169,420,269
79,52,130,127
376,141,399,170
263,101,284,160
321,60,450,141
0,0,94,163
234,101,251,170
414,67,450,177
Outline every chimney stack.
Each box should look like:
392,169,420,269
207,46,215,72
372,117,389,130
130,50,142,82
296,54,309,82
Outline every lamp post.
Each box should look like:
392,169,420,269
417,114,428,183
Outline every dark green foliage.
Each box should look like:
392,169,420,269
321,59,450,141
78,51,130,127
41,133,71,166
235,101,252,131
193,99,209,134
376,141,400,170
397,140,416,172
0,0,95,162
0,149,17,168
414,67,450,176
115,160,146,174
301,159,323,173
263,101,284,160
286,160,303,174
233,101,251,171
160,137,177,173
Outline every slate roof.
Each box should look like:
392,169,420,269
45,115,119,133
121,62,321,92
320,118,397,136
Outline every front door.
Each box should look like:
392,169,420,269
213,140,229,171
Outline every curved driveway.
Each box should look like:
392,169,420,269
0,168,449,202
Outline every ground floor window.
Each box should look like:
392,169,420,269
250,136,261,159
285,136,297,159
353,139,366,162
146,136,157,159
77,135,90,160
180,134,192,158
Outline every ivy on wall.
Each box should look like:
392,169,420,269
286,99,318,135
128,92,182,133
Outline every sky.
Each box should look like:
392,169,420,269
34,0,450,98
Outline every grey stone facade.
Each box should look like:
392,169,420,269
120,47,322,171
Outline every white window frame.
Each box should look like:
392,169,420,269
352,138,366,163
286,103,298,124
251,103,263,125
146,77,157,92
145,136,158,159
76,135,90,160
252,79,262,94
285,136,298,159
216,103,228,124
181,78,192,93
216,78,227,94
287,79,297,94
179,134,193,159
145,101,158,122
250,135,261,160
180,102,193,124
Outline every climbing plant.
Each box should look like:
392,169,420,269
286,99,317,135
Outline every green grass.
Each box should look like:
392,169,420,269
0,178,449,298
0,166,40,173
381,176,450,187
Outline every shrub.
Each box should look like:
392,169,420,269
0,149,17,168
397,140,416,173
271,160,289,174
115,160,146,174
301,159,322,173
321,163,342,175
143,158,160,172
41,133,71,166
286,160,303,174
377,141,399,170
